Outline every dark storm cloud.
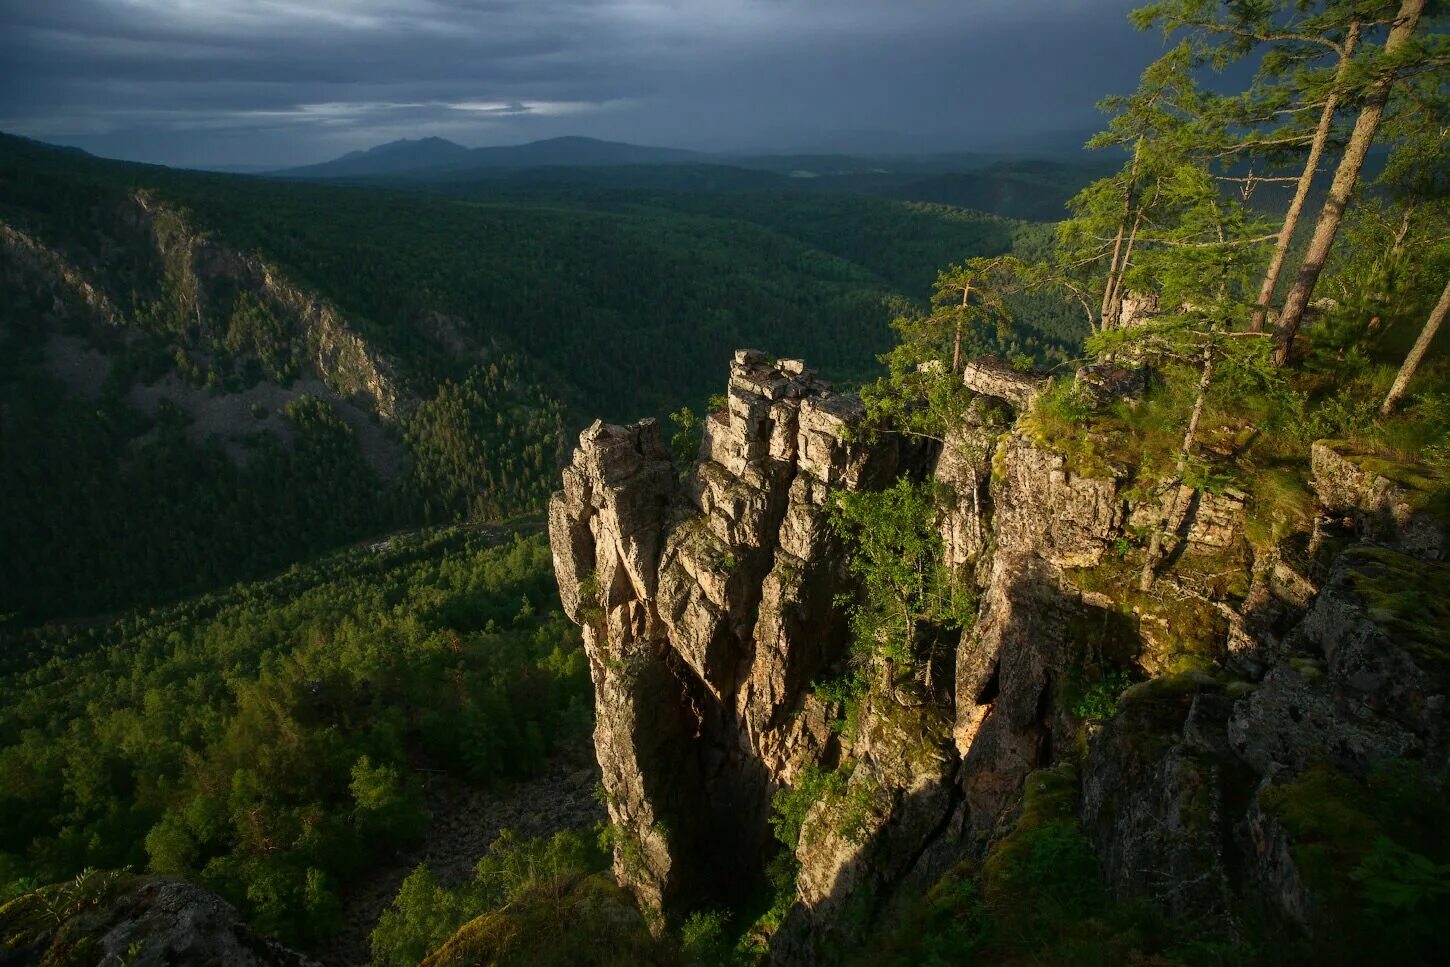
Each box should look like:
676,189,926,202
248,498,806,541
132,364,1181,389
0,1,1166,168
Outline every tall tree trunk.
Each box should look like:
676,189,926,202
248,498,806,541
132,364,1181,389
1101,219,1128,326
1140,343,1215,592
1251,20,1361,333
952,285,970,373
1382,277,1450,415
1273,0,1426,365
1101,138,1144,330
1107,207,1147,330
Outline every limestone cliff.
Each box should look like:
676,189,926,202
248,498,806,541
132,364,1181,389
551,350,1448,963
3,193,404,421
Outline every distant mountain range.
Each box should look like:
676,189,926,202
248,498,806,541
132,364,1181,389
272,134,1094,182
277,135,707,178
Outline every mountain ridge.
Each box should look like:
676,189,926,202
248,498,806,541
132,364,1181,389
276,134,707,178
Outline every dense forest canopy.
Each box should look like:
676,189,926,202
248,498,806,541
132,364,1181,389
0,529,588,949
1,0,1447,962
0,132,1085,625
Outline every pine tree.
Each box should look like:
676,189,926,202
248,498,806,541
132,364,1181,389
1273,0,1432,364
1131,2,1404,331
931,256,1023,373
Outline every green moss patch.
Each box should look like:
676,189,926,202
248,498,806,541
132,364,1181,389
1321,440,1450,524
1019,382,1125,479
1069,557,1229,672
1259,762,1450,963
1339,546,1450,673
421,872,668,967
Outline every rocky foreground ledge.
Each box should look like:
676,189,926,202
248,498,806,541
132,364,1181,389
551,350,1448,962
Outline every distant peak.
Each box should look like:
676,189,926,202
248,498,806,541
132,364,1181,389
368,136,466,153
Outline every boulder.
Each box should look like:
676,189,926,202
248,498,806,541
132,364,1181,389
0,876,317,967
960,356,1050,409
1074,361,1149,407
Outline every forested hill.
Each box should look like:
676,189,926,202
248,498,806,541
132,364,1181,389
0,132,1082,626
269,132,1112,224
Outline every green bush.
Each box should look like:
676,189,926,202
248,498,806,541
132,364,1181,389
370,826,616,967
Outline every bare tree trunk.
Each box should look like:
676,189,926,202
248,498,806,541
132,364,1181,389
1101,220,1128,326
952,285,970,373
1382,277,1450,415
1251,20,1361,333
1140,343,1215,591
1107,207,1147,330
1101,138,1144,330
1273,0,1426,365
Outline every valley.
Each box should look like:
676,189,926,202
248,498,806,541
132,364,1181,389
1,0,1447,959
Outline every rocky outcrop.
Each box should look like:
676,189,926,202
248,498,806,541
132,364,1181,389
991,434,1123,568
0,875,317,967
933,399,1008,571
1117,290,1160,328
1,221,120,327
554,351,1450,963
1127,484,1247,556
959,356,1050,409
420,873,666,967
777,694,958,963
550,350,895,915
129,192,403,420
1075,361,1149,407
955,555,1090,839
1311,440,1446,558
1230,546,1448,781
1082,675,1240,927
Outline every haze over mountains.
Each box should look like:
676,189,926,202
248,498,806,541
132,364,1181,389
255,133,1116,223
278,135,705,179
272,133,1103,180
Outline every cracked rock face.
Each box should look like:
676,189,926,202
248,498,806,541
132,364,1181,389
954,554,1111,845
1082,683,1240,928
1311,441,1446,558
959,356,1050,409
776,692,959,963
552,352,1449,963
934,405,1006,571
1127,484,1246,555
991,434,1124,569
549,351,894,915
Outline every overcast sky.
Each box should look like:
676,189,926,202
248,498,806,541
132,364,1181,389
0,0,1166,168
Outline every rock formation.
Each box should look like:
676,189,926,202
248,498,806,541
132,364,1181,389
129,193,403,419
958,356,1050,409
552,350,1449,963
550,350,896,914
0,875,318,967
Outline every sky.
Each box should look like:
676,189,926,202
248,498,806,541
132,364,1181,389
0,0,1168,169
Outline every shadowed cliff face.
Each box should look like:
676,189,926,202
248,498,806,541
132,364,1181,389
549,351,898,914
551,351,1449,963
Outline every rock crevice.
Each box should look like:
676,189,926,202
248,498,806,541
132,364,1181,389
551,351,1449,962
549,351,894,914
